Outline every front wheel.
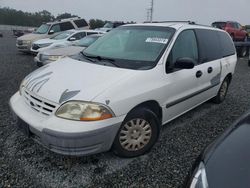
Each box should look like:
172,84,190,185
212,77,230,104
112,108,160,158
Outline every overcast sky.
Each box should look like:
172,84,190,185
1,0,250,25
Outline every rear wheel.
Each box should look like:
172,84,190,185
112,108,160,158
212,77,230,104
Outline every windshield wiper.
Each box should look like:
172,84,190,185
80,51,96,62
80,52,120,67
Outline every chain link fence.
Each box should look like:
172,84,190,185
0,24,36,31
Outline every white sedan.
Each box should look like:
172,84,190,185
30,29,103,53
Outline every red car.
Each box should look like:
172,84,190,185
212,21,248,41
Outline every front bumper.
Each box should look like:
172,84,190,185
34,56,52,67
10,92,124,156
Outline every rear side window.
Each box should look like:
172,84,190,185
195,29,221,63
217,31,236,57
60,22,75,31
73,19,88,28
71,32,86,40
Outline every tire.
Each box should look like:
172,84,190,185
212,77,230,104
112,108,160,158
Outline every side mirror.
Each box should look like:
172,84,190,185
48,30,54,35
68,37,76,41
174,58,195,69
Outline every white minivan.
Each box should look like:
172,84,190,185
10,22,237,157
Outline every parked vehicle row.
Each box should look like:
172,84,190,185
10,21,237,158
16,17,89,53
30,29,103,53
35,34,103,66
95,21,125,32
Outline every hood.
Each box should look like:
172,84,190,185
23,57,136,104
42,46,84,56
34,38,56,45
17,33,47,42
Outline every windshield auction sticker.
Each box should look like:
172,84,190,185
145,37,168,44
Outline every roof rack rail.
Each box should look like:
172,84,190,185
149,21,196,24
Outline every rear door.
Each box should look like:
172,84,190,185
217,31,237,80
194,29,222,101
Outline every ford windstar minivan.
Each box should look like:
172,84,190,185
10,22,237,157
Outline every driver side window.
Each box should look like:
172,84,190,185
167,30,198,72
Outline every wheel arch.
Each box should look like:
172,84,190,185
127,100,163,124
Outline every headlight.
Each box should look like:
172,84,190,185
55,101,114,121
38,43,52,48
40,54,61,61
190,162,209,188
48,55,61,61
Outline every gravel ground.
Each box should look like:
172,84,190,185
1,30,250,188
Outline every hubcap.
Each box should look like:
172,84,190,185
220,81,228,100
119,118,152,151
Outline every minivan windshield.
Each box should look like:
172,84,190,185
34,24,50,34
83,26,175,70
51,31,74,40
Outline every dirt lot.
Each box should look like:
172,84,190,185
1,30,250,188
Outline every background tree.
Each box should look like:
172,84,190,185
56,13,78,20
0,7,54,27
89,19,106,29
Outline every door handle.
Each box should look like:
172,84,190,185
196,70,203,78
208,67,213,73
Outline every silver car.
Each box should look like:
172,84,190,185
34,34,103,67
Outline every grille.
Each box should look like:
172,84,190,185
17,40,23,45
32,44,40,50
23,88,57,116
